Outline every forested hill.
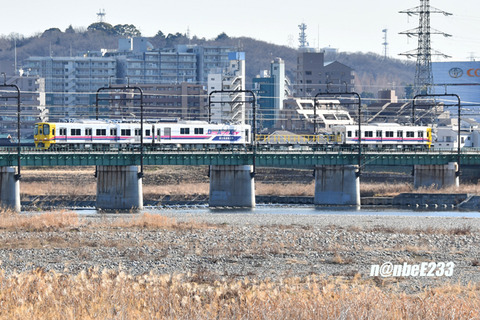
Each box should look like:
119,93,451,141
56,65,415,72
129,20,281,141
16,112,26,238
0,25,414,98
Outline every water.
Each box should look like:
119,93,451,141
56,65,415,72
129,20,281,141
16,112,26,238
70,204,480,218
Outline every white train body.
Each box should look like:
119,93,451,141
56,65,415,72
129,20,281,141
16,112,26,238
34,120,251,149
331,123,432,148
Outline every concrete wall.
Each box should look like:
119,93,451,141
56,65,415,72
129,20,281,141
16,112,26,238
209,165,255,207
96,166,143,211
314,165,360,206
414,162,459,189
0,167,20,212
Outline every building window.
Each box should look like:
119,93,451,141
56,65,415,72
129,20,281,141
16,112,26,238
305,71,312,75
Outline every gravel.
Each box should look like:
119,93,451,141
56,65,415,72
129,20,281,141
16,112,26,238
1,211,480,292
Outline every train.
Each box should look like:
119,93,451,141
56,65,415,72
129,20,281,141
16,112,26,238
33,120,432,150
331,123,432,149
34,119,251,150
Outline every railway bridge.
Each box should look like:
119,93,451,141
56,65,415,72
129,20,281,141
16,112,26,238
1,148,478,211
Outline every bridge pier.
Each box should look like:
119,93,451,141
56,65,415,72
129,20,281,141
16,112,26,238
96,166,143,211
414,162,459,189
314,165,360,206
209,165,255,207
0,167,20,212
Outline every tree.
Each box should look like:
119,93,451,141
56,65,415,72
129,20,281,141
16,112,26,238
155,30,166,39
113,24,141,37
87,22,115,35
215,32,229,41
65,25,75,34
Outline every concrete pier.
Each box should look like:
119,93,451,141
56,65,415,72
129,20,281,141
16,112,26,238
0,167,20,212
414,162,459,189
314,165,360,206
209,165,255,207
96,166,143,211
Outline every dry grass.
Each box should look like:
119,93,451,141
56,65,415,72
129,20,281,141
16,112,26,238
0,209,80,231
0,270,478,319
0,209,215,232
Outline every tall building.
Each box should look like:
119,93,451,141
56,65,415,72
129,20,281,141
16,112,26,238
208,52,246,124
108,82,208,120
22,56,116,119
253,58,289,130
294,50,354,97
0,75,46,138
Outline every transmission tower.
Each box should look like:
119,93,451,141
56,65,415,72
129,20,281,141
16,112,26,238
298,23,309,49
399,0,452,95
382,29,388,59
97,9,106,23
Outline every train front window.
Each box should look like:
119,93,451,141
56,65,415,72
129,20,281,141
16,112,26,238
44,124,50,135
34,124,38,135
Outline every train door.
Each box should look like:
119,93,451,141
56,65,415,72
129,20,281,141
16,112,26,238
59,128,67,140
86,128,93,141
164,127,171,140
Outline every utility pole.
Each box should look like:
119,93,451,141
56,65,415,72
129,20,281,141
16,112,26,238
399,0,452,95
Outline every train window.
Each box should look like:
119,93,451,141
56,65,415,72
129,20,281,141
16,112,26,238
121,129,131,136
157,129,161,136
71,129,81,136
85,128,92,136
418,131,424,138
60,128,66,136
145,130,151,136
376,131,382,137
397,131,403,138
194,128,204,135
386,131,394,137
34,125,38,135
364,131,373,137
96,129,106,136
406,131,414,137
134,128,141,136
180,128,190,135
347,131,352,137
110,128,117,136
355,130,359,137
44,124,50,135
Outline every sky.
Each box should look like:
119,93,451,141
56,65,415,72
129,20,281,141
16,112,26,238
2,0,480,62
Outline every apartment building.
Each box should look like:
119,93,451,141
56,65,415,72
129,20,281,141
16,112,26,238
22,56,116,119
294,49,354,97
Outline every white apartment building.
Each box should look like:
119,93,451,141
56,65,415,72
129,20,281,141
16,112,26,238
208,52,246,124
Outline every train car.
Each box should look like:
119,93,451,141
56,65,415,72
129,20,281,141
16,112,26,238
34,120,251,150
330,123,432,149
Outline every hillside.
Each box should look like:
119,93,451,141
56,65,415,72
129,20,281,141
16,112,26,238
0,27,414,98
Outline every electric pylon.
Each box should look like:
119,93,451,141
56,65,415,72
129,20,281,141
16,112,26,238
399,0,452,95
